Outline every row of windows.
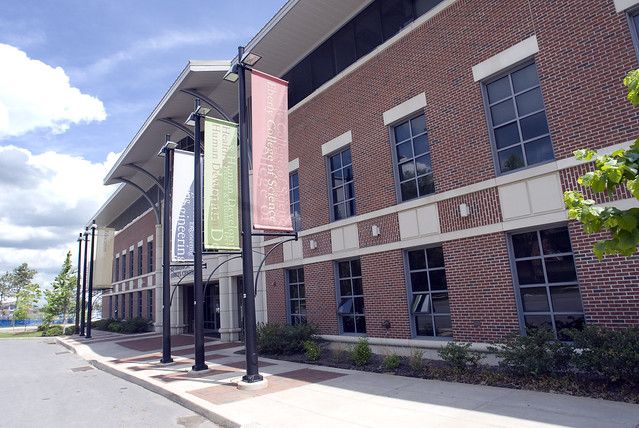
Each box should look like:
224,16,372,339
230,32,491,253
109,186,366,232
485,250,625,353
285,225,584,340
114,241,153,282
110,290,153,320
288,61,553,229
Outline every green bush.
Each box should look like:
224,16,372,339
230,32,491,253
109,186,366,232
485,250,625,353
349,337,372,366
381,352,401,371
490,328,572,377
257,322,320,355
566,325,639,383
409,348,426,373
64,325,75,335
37,324,48,332
438,342,482,372
107,321,123,333
121,317,151,333
42,325,63,336
303,340,322,361
92,318,116,331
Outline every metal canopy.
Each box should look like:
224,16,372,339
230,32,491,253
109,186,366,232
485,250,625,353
93,0,371,227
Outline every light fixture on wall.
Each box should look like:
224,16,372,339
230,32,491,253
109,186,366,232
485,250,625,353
372,225,381,237
459,203,470,217
309,239,318,250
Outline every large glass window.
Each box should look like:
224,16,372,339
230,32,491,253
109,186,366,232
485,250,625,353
129,250,134,278
289,172,301,231
484,62,554,174
328,148,355,221
628,8,639,61
147,289,153,319
137,291,143,317
129,293,133,318
510,226,584,339
148,241,153,273
393,115,434,201
137,246,143,276
114,295,119,319
287,268,306,325
336,259,366,334
115,257,119,282
121,254,126,280
406,246,452,337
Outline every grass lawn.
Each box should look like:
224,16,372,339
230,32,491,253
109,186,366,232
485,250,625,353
0,330,42,338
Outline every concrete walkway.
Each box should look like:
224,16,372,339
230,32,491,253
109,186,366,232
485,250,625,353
57,330,639,428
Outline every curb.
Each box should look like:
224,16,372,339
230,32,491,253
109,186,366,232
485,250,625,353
56,337,258,428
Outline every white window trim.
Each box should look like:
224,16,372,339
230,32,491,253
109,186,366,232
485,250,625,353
289,158,299,173
383,93,427,126
472,35,539,82
615,0,639,12
321,131,352,156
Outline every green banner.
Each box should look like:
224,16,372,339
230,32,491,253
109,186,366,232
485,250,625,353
203,117,239,250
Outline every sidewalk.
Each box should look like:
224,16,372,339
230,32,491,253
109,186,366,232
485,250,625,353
58,330,639,428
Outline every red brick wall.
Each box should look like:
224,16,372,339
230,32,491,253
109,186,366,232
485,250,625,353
358,214,400,248
113,210,157,279
304,261,339,334
439,188,502,234
265,269,287,324
444,233,521,342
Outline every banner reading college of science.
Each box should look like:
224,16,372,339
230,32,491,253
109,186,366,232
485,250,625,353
172,149,195,263
204,117,239,251
93,227,114,289
251,69,293,231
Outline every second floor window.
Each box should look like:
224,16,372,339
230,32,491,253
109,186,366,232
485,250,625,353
137,247,143,276
393,115,434,202
328,148,355,221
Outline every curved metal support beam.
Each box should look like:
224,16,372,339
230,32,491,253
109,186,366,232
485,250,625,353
157,117,194,139
114,177,161,224
123,163,164,193
203,255,242,297
181,88,234,123
170,271,194,307
254,234,298,296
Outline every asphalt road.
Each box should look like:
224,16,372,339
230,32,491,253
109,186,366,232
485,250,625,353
0,338,220,428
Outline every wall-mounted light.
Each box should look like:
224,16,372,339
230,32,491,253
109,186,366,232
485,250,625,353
309,239,317,250
459,203,470,217
372,225,381,237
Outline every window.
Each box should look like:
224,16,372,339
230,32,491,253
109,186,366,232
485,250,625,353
328,148,355,221
121,254,126,280
137,291,143,317
114,295,119,319
628,8,639,61
137,246,143,276
109,296,113,318
406,246,452,337
148,241,153,273
287,268,306,325
129,250,134,278
289,172,301,231
115,257,119,282
129,293,133,318
392,115,434,201
336,259,366,334
484,62,554,174
509,226,584,340
148,289,153,319
121,294,125,319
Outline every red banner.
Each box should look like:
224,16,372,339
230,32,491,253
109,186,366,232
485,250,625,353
251,69,293,231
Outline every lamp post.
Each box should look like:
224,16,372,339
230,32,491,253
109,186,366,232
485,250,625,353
158,135,177,364
79,227,89,336
74,233,82,334
224,46,263,384
185,99,210,371
86,221,97,339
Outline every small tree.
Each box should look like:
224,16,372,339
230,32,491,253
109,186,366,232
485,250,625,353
0,271,12,306
564,69,639,259
8,263,37,327
14,282,41,331
42,251,77,330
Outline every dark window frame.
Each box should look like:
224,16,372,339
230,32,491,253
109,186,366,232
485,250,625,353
115,257,119,282
129,250,134,278
481,61,554,175
289,171,301,232
121,254,126,280
148,241,153,273
137,246,143,277
335,259,366,335
286,268,306,325
627,7,639,62
327,147,356,222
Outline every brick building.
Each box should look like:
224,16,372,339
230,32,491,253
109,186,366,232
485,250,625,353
92,0,639,349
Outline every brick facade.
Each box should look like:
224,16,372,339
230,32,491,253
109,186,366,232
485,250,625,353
263,0,639,344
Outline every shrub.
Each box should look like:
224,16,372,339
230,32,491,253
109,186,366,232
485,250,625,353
349,337,372,366
490,328,572,377
120,317,151,334
409,348,426,373
37,324,48,332
381,352,401,371
438,342,482,372
92,318,116,331
42,325,63,337
107,321,123,333
257,322,320,355
566,325,639,383
303,340,322,361
64,325,75,335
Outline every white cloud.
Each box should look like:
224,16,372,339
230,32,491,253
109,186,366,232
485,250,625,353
0,43,106,140
0,146,119,283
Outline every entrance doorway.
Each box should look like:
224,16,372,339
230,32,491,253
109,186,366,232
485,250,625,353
183,282,219,336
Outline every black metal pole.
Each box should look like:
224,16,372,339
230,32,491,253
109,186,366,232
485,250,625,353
74,233,82,334
80,228,89,336
86,222,96,339
192,100,208,371
161,136,174,364
238,46,262,383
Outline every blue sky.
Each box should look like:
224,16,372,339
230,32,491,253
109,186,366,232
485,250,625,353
0,0,285,290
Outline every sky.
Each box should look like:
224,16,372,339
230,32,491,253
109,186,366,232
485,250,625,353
0,0,285,293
